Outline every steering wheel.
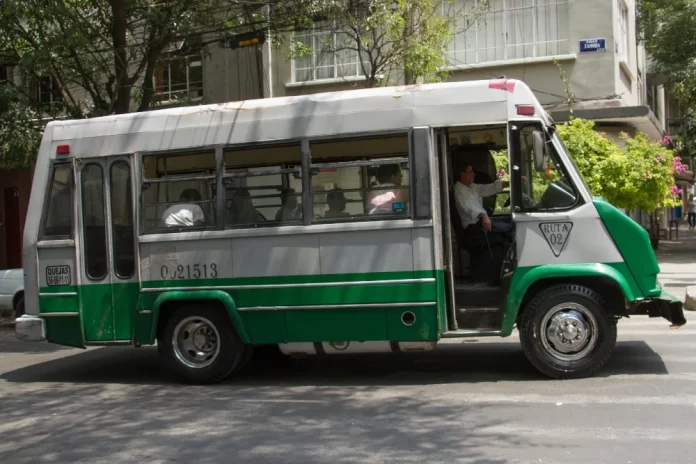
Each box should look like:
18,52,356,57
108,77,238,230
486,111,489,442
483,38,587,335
503,192,536,209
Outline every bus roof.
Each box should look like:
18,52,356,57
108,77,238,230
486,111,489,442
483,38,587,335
44,78,540,159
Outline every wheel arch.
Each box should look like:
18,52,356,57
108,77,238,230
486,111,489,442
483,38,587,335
13,290,24,308
502,264,634,336
150,290,250,344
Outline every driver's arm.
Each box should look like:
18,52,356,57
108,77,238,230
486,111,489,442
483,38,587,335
477,179,505,197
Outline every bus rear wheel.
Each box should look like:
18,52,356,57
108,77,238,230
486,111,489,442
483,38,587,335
519,284,617,379
159,304,245,384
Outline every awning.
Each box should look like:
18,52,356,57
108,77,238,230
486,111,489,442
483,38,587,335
547,105,665,140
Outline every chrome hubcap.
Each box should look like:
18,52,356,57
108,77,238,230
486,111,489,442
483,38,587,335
540,303,598,362
172,316,220,369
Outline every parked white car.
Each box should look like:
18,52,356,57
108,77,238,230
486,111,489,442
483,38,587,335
0,269,24,318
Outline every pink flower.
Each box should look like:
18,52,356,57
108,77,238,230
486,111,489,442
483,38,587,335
657,155,664,163
497,169,506,178
673,187,681,195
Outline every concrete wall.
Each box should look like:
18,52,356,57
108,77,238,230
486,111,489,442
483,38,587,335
613,0,640,106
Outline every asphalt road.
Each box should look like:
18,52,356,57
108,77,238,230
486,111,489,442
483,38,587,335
0,242,694,463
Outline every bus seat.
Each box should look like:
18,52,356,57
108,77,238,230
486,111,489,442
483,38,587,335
448,191,505,281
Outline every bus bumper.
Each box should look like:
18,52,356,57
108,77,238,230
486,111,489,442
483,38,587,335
628,290,686,327
15,315,46,342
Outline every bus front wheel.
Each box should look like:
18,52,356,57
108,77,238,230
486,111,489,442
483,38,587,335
519,284,617,379
159,304,245,384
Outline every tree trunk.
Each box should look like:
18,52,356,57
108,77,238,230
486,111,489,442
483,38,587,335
109,0,131,114
138,41,166,112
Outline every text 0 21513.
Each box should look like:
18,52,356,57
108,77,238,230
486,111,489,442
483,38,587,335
160,263,218,280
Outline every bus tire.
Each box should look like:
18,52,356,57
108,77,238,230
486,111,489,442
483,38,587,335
159,304,244,384
519,284,617,379
14,295,25,318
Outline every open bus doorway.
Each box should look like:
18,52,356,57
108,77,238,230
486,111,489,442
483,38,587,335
437,124,516,333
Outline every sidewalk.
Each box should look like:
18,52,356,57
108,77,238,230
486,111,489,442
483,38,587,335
655,224,696,304
655,223,696,264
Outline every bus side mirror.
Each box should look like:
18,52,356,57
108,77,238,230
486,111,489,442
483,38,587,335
532,130,546,172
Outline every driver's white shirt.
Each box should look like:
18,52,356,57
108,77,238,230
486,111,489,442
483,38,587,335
454,180,503,229
161,203,205,227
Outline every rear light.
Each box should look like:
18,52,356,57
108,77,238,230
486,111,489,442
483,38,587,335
489,79,516,92
516,105,535,116
56,144,70,155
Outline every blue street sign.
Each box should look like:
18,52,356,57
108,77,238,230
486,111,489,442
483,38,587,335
579,38,606,53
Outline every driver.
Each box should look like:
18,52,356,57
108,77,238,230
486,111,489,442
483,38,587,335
454,163,512,235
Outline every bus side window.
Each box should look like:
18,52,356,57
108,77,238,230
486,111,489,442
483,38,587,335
223,143,303,229
41,163,74,239
309,133,411,222
141,150,216,234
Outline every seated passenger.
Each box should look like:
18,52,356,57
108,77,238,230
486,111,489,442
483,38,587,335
454,162,512,235
275,188,301,222
367,164,409,214
161,189,205,228
228,187,262,225
323,188,350,219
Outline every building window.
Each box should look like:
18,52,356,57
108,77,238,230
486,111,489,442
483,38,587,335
30,76,62,109
617,0,629,64
444,0,569,66
154,54,203,102
292,22,371,82
0,65,9,84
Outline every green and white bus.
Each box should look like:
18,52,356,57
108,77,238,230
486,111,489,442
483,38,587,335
16,78,685,384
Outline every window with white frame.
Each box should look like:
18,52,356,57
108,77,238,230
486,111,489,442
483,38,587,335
444,0,570,66
154,53,203,102
617,0,629,64
292,22,371,82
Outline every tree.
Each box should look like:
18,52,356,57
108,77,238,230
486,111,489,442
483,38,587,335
0,0,319,167
637,0,696,155
0,0,233,117
289,0,489,87
0,84,43,169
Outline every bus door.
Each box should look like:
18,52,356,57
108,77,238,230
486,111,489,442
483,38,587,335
77,156,137,343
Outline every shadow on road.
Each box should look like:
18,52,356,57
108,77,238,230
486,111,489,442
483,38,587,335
0,340,669,387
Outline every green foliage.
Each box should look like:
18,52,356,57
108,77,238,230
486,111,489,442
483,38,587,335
555,118,619,197
0,85,43,169
558,119,680,213
637,0,696,146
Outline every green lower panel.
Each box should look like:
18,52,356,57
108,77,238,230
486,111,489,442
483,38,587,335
111,283,137,340
78,282,140,342
39,295,79,313
285,309,388,342
240,311,287,344
80,284,115,341
385,306,438,340
133,312,153,345
231,282,437,307
45,316,84,348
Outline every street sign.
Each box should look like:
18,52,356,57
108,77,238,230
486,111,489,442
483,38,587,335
579,38,606,53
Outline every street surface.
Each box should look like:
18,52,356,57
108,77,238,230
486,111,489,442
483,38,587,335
0,233,695,463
